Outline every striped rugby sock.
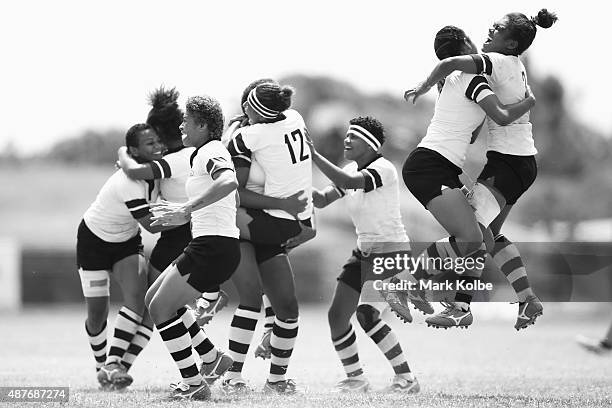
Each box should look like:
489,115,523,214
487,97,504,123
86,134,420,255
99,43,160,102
332,325,364,378
227,305,259,379
85,320,107,372
454,242,487,309
157,314,202,385
358,312,411,376
269,317,298,383
121,322,153,370
177,307,217,363
262,295,275,331
491,234,534,302
106,307,142,364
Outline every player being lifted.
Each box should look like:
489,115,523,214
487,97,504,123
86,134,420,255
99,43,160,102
226,82,314,394
398,9,557,329
77,124,168,389
381,24,537,329
307,117,421,393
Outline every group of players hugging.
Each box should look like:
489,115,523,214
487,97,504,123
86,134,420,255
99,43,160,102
76,9,557,400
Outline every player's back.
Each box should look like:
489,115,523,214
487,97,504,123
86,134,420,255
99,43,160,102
230,109,312,220
419,71,488,168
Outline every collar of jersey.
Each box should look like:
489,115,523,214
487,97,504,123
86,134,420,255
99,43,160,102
357,154,383,171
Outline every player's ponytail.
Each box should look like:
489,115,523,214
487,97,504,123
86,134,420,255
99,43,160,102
505,9,558,55
531,8,558,29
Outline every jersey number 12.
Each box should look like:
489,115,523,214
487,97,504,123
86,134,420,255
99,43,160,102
284,129,310,164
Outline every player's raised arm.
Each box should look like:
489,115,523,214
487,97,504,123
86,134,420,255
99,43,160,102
306,132,367,190
405,55,479,104
117,146,157,180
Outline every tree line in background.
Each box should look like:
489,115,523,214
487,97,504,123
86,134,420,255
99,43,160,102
3,66,612,233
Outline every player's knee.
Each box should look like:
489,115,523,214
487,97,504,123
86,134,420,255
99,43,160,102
87,309,108,332
274,296,299,320
456,228,483,253
355,304,380,331
327,304,347,329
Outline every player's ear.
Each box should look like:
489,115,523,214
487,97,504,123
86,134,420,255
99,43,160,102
505,38,518,51
127,145,139,158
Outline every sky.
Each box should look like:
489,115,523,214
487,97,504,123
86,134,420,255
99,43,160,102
1,0,607,153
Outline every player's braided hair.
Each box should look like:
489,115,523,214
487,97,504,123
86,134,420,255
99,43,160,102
254,82,294,115
146,86,183,146
505,9,558,55
185,96,225,141
434,26,468,60
349,116,385,146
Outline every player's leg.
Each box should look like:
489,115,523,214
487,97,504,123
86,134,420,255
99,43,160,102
356,303,419,393
258,252,300,394
146,265,211,399
97,253,147,389
328,275,369,393
122,262,160,371
480,153,542,330
223,242,262,390
419,190,486,328
576,319,612,354
253,293,275,360
79,269,111,378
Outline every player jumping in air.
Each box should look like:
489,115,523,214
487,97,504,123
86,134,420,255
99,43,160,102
399,9,557,330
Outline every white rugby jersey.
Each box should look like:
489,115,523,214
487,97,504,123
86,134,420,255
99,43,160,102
474,52,536,156
150,146,196,203
186,140,239,239
83,170,158,242
227,109,313,220
418,71,494,168
336,157,409,250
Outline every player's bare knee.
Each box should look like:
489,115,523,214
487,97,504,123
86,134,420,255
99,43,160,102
356,304,380,331
274,297,299,320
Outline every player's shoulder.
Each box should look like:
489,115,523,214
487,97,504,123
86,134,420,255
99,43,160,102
365,156,398,179
113,169,145,192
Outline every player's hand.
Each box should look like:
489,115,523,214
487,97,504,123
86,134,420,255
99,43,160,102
304,128,315,153
150,201,191,226
283,222,316,250
525,84,536,106
312,190,326,209
281,191,308,218
229,114,249,128
404,81,431,104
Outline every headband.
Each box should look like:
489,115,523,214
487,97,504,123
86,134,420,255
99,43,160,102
247,88,281,119
347,125,381,151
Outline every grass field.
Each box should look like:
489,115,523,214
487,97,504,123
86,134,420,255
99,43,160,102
1,304,611,407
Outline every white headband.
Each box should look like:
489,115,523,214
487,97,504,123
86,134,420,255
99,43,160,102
247,88,280,119
347,125,381,151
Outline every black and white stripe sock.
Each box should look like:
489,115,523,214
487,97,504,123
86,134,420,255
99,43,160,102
106,307,142,364
122,323,153,370
157,314,202,385
262,295,274,331
269,317,298,383
226,305,259,379
332,325,364,378
363,319,411,377
86,320,107,372
177,307,217,364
